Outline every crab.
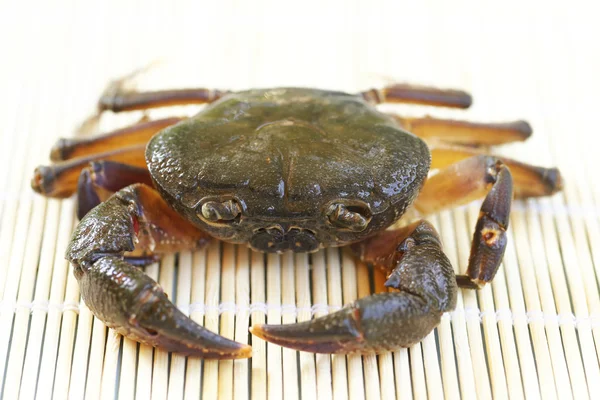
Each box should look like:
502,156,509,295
31,75,562,359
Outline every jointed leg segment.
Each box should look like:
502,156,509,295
99,88,227,112
361,83,472,108
50,117,184,161
392,115,533,146
429,144,562,198
32,144,147,198
76,161,153,219
98,71,226,112
415,156,513,288
33,116,183,203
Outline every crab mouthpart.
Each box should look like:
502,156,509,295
249,226,319,253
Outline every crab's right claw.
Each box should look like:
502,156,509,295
251,221,458,354
250,292,446,354
75,256,252,359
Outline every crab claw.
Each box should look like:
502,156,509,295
250,306,362,354
65,184,251,359
75,256,252,359
251,293,444,354
251,220,458,355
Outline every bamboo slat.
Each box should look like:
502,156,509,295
1,2,599,399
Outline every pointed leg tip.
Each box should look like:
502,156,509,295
458,92,473,109
31,169,44,194
515,120,533,138
547,168,564,194
503,120,533,140
49,138,69,161
31,166,61,197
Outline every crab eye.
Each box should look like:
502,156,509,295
327,203,371,232
198,199,241,223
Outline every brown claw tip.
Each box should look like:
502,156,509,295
250,324,293,343
237,344,253,359
249,325,265,340
214,343,252,360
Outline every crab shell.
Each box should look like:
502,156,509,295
146,88,430,252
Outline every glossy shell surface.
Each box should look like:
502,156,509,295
147,88,430,250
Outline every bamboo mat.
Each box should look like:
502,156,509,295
1,1,599,399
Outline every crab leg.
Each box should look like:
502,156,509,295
390,115,532,146
67,183,251,359
95,67,228,112
250,221,457,354
50,117,184,161
415,155,513,288
361,83,472,108
99,77,227,112
76,161,153,219
31,144,146,198
429,144,562,198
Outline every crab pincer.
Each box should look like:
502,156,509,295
74,256,251,358
251,221,458,354
66,183,252,359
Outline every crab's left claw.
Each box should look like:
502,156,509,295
250,221,457,354
76,256,251,359
67,183,251,359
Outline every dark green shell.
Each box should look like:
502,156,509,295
147,88,430,248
